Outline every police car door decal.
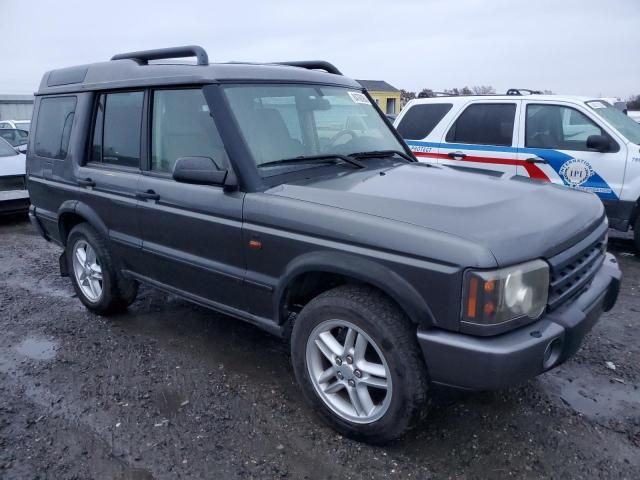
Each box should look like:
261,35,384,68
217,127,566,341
517,103,623,201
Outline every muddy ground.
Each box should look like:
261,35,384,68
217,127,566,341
0,217,638,480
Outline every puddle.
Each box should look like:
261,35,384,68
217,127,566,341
543,367,640,420
15,336,58,361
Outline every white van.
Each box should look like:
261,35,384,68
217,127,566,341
395,92,640,249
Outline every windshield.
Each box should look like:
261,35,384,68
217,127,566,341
223,84,405,175
0,138,17,157
14,121,30,132
587,100,640,144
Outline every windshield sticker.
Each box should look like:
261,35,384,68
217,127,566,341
588,101,607,109
348,92,370,104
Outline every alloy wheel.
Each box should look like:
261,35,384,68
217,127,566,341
306,319,392,424
72,239,103,302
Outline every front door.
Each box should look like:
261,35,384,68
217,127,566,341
438,101,521,177
136,87,246,310
516,101,626,201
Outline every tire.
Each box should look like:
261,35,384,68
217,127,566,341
66,223,138,315
291,285,429,443
634,216,640,253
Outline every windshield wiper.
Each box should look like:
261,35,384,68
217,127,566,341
258,154,365,169
348,150,415,163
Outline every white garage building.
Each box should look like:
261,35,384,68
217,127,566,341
0,94,34,122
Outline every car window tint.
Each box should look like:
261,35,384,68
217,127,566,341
526,104,605,151
99,91,143,168
396,103,453,140
151,89,228,173
446,103,516,147
34,96,77,159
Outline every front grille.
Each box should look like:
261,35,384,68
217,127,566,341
0,175,26,192
547,227,606,311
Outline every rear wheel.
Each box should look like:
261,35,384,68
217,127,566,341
634,216,640,253
67,223,138,315
291,285,429,443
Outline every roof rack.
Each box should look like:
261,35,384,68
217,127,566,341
111,45,209,66
275,61,343,76
506,88,543,96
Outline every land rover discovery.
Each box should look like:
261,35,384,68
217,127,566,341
27,46,621,442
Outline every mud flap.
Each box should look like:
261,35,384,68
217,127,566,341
59,252,69,277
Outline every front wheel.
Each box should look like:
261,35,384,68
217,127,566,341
291,285,429,443
634,216,640,253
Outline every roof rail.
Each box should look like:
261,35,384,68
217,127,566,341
506,88,543,96
111,45,209,66
275,61,343,75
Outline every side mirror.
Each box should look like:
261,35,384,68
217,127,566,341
586,134,610,153
172,156,227,185
16,144,27,154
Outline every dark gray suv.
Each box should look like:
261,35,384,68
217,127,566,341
26,46,621,443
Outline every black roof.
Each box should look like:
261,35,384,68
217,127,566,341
36,46,359,96
356,80,399,93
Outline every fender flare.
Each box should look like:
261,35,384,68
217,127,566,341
57,200,109,246
274,251,435,328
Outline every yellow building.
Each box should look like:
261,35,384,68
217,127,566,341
357,80,401,115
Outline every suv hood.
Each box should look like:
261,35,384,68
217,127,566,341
268,164,604,266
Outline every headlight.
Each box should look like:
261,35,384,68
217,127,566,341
461,259,549,326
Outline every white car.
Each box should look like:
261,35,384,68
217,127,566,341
600,97,627,113
629,111,640,123
0,137,29,215
395,90,640,249
0,119,31,132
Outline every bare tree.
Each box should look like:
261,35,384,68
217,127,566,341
471,85,496,95
627,95,640,110
400,89,416,106
417,88,434,98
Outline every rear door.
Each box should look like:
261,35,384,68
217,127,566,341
516,101,625,200
136,87,247,310
395,102,454,161
76,91,145,270
438,100,521,176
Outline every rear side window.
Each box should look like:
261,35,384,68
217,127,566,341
396,103,452,140
34,96,77,159
91,91,143,168
446,103,516,147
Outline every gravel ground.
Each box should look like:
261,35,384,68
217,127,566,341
0,216,639,479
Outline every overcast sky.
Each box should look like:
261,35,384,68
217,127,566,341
1,0,638,98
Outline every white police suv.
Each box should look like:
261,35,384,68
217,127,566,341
395,90,640,250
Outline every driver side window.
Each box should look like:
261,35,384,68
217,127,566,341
525,104,606,151
151,88,229,173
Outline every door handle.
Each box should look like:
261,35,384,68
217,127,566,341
525,156,548,165
77,177,95,187
136,190,160,201
447,151,467,160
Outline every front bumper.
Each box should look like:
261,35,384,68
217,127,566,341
417,253,621,390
